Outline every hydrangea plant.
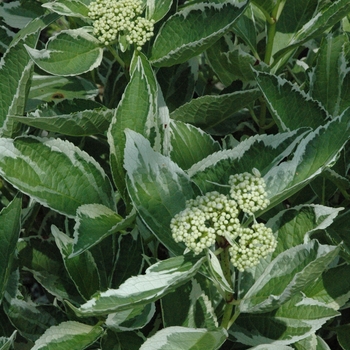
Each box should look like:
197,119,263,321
0,0,350,349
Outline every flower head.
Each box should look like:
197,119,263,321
88,0,154,48
229,223,276,271
170,191,240,255
229,171,269,216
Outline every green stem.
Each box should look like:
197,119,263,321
219,245,235,329
107,45,126,69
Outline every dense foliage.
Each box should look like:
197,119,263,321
1,0,350,349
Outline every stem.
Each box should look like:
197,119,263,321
107,45,126,69
219,244,235,329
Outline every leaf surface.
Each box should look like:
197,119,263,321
0,136,115,217
25,28,103,76
124,129,199,255
69,255,204,317
150,1,248,66
0,197,21,303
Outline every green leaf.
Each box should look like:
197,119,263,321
171,89,262,133
150,1,248,67
231,5,258,57
13,107,113,136
251,0,278,15
18,238,84,304
101,330,144,350
109,229,144,288
0,331,16,350
265,110,350,208
146,0,172,22
0,1,46,29
268,204,343,257
0,14,61,137
303,264,350,310
71,204,135,257
124,129,199,255
271,0,318,57
309,32,350,116
0,136,115,217
162,278,219,329
254,70,328,131
206,40,266,86
68,255,205,317
248,346,293,350
337,324,350,350
108,52,158,201
31,321,104,350
0,32,36,137
169,120,221,170
239,240,340,313
140,326,227,350
4,297,65,342
0,196,21,303
51,226,101,300
25,28,103,76
189,129,306,194
273,0,350,69
293,334,331,350
106,303,155,331
42,0,90,18
232,294,338,347
157,59,198,112
26,75,98,109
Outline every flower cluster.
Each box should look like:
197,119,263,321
229,170,270,216
88,0,154,49
170,192,240,255
229,223,277,271
170,170,276,271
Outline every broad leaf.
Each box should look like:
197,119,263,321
157,59,198,112
68,255,205,317
146,0,172,22
4,296,65,342
0,1,46,29
0,331,16,350
150,1,248,67
255,70,328,131
0,15,55,136
206,40,266,86
25,28,103,76
13,107,113,136
189,129,306,194
26,75,98,110
171,89,262,134
71,204,135,257
268,204,343,257
124,129,199,255
162,278,219,329
31,321,103,350
140,326,227,350
106,303,155,331
309,32,350,116
169,120,221,170
51,226,101,300
0,196,21,303
42,0,90,18
18,238,84,304
239,240,340,313
265,110,350,209
232,294,338,346
108,52,158,201
0,136,115,217
273,0,350,70
303,264,350,310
